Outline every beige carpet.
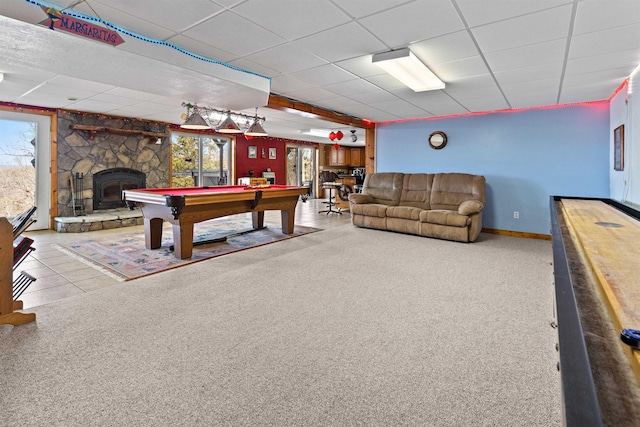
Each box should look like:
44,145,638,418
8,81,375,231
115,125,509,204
0,223,561,426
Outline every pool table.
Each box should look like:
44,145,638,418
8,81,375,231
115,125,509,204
122,185,308,259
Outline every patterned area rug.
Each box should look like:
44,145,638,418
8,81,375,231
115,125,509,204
54,216,321,281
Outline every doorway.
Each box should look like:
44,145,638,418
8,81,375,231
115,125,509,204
171,133,233,187
0,111,51,230
286,145,315,197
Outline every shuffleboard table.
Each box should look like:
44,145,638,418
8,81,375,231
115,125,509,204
122,185,308,259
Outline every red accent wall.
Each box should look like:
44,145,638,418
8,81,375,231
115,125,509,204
235,135,287,184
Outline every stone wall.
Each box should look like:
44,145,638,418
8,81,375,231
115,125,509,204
57,110,171,217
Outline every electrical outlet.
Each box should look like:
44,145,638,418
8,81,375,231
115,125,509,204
514,211,519,219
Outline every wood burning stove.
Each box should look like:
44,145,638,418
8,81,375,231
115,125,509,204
93,168,146,210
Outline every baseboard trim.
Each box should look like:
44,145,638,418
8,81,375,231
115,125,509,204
482,228,551,240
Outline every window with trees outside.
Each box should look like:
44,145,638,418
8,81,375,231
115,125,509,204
171,134,232,188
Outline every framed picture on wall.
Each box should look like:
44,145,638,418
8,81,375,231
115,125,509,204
614,125,624,171
269,147,276,159
248,146,257,159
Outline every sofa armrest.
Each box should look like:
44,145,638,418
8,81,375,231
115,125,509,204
349,193,375,204
458,200,484,215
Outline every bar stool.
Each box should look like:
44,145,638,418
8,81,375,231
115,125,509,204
318,171,342,215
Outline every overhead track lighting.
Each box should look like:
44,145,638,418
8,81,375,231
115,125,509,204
180,103,267,136
372,48,444,92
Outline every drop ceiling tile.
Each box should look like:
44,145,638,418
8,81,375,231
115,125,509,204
471,5,572,54
166,35,238,64
501,78,560,97
455,0,572,27
114,102,174,115
14,96,66,109
484,39,567,72
89,93,143,106
232,0,349,40
90,0,224,33
0,66,56,83
441,74,497,95
335,56,386,78
284,87,340,104
565,48,640,76
333,0,416,19
402,91,469,117
454,90,510,112
288,64,357,87
229,57,281,80
30,83,100,99
269,75,316,94
359,0,464,48
294,22,387,63
243,43,328,75
65,99,141,113
429,56,490,82
370,98,430,117
347,90,399,105
559,84,616,104
508,92,560,109
569,23,640,59
0,76,45,97
494,62,563,86
562,67,633,90
315,97,368,114
347,104,402,122
411,31,480,64
573,0,640,35
104,87,158,101
183,11,285,57
49,75,115,92
70,1,176,41
323,79,381,97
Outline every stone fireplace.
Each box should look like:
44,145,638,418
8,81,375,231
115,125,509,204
55,111,171,230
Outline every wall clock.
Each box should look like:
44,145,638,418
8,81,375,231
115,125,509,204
428,131,447,149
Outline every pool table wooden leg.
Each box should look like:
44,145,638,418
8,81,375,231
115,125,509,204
281,209,295,234
172,223,194,259
144,218,163,249
252,211,265,229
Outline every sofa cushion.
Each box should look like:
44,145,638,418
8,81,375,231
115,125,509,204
386,206,422,221
399,173,432,209
362,172,404,206
430,173,486,210
351,203,388,218
420,210,471,227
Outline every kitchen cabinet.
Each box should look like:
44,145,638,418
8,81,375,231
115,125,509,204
349,148,364,167
325,147,350,166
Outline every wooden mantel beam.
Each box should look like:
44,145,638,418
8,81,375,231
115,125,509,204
70,124,170,140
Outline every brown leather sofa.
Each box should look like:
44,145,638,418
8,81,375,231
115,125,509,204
348,172,486,242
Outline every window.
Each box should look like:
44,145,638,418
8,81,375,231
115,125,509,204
171,134,233,187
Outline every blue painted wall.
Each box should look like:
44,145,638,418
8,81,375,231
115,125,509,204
376,103,610,235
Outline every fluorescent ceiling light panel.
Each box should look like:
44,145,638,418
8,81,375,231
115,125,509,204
301,129,331,138
372,48,444,92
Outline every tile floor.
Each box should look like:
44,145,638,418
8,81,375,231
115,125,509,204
15,198,351,309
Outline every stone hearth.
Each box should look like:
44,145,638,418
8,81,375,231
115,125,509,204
54,207,143,233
